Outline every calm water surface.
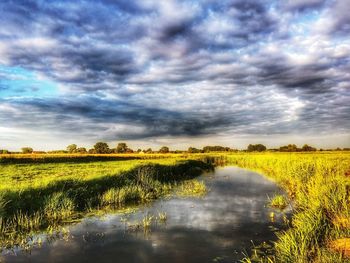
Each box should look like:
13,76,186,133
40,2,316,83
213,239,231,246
2,167,289,263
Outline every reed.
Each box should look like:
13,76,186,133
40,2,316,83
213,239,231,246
0,159,213,249
226,152,350,262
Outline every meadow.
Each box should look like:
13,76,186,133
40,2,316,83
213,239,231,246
0,154,213,250
0,152,349,262
225,152,350,262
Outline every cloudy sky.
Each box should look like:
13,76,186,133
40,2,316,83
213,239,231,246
0,0,349,151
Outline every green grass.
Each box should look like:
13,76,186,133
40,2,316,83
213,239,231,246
0,157,213,249
1,152,349,262
269,194,288,210
157,212,167,222
226,152,350,263
176,179,208,197
0,157,183,192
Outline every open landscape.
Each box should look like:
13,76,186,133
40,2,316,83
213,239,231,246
1,0,349,262
0,149,349,262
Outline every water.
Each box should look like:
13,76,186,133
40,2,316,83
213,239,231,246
2,167,289,263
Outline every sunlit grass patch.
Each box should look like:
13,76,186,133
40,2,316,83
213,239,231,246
176,180,207,197
268,194,288,210
328,238,350,258
0,159,213,250
157,212,167,222
225,152,350,262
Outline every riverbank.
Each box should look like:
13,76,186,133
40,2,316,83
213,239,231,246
0,159,213,250
226,152,350,262
1,152,349,262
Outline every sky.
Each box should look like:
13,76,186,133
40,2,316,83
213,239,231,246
0,0,349,151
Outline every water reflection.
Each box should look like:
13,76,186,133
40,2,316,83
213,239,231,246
3,167,289,263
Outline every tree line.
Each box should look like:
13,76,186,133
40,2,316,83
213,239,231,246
1,143,349,155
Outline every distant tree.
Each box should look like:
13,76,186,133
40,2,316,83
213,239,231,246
0,149,9,154
247,144,266,152
159,146,169,153
301,144,316,152
137,149,142,153
125,148,134,153
21,147,33,154
115,143,128,153
66,144,77,153
188,147,201,153
94,142,110,154
145,148,153,153
279,144,299,152
76,147,87,153
88,148,96,154
203,146,231,152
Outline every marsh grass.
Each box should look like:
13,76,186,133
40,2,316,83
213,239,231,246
1,152,349,262
157,212,167,222
142,214,154,229
268,195,288,210
0,159,213,249
176,180,207,197
226,152,350,263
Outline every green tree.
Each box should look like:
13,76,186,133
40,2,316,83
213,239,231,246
247,144,266,152
188,147,201,153
301,144,316,152
279,144,299,152
203,146,231,152
94,142,110,154
21,147,33,154
76,147,87,153
0,149,9,154
88,148,96,154
145,148,152,153
115,143,128,153
66,144,77,153
159,146,169,153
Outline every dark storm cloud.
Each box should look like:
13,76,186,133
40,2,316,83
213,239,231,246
284,0,326,12
0,0,349,143
0,96,234,140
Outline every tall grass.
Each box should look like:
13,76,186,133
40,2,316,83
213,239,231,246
226,152,350,262
1,152,348,262
0,159,213,249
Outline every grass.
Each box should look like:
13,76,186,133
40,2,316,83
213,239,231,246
157,212,167,222
269,194,288,210
226,152,350,263
176,180,207,197
1,151,349,262
0,156,184,192
0,156,214,249
142,214,154,229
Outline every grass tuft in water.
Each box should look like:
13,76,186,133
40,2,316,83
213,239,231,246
269,194,288,210
176,180,207,197
157,212,167,222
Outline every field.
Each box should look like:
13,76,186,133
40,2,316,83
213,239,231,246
225,152,350,262
0,152,349,262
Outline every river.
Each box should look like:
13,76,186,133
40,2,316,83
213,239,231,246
2,166,289,263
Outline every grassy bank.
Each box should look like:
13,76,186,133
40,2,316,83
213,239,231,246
1,152,349,262
0,158,213,249
226,152,350,262
0,156,187,192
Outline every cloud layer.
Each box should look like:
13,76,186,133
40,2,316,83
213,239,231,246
0,0,349,149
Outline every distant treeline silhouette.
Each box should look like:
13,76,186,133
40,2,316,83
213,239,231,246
1,142,349,155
